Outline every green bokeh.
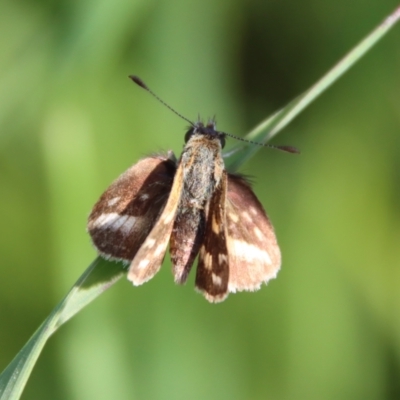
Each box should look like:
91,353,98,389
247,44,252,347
1,0,399,399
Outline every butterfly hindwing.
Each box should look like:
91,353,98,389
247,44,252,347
225,174,281,293
88,155,176,262
195,171,229,303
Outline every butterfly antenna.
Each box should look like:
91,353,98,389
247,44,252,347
130,75,299,154
223,132,300,154
129,75,194,127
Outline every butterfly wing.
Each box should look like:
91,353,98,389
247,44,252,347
87,154,176,262
195,171,229,303
225,174,281,293
128,161,184,285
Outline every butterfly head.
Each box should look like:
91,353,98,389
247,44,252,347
184,119,226,148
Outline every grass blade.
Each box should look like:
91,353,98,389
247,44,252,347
0,258,124,400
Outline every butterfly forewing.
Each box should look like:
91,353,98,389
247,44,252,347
127,163,184,285
195,172,229,303
225,174,281,293
88,155,176,262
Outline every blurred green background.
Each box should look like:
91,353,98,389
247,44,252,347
1,0,400,399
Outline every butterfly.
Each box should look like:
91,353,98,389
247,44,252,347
87,76,294,303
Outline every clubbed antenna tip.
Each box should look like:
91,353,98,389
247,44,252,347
129,75,148,90
128,74,194,126
275,145,300,154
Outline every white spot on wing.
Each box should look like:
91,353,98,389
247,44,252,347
112,215,130,230
218,253,228,264
254,227,264,240
203,252,212,269
140,193,150,201
144,238,156,248
107,197,120,207
163,211,175,224
212,273,222,286
138,259,150,269
120,216,136,233
154,242,167,257
241,211,252,223
228,212,239,223
230,240,271,264
212,215,220,234
92,212,137,234
249,206,258,216
92,213,119,227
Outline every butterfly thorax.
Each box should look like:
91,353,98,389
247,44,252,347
179,131,224,209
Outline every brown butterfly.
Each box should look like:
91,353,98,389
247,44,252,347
87,76,297,302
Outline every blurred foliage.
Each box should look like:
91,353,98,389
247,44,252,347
0,0,399,399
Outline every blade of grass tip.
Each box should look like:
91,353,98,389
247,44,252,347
0,257,124,400
225,5,400,171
